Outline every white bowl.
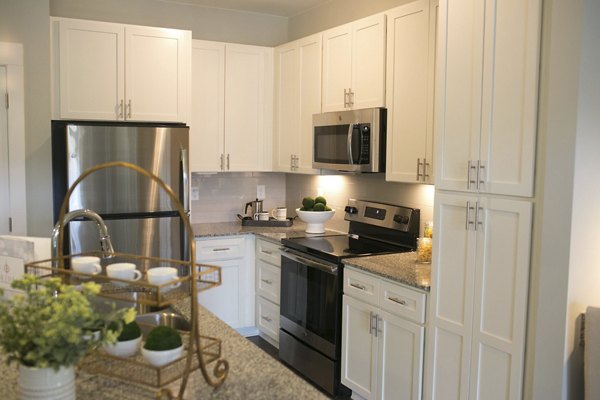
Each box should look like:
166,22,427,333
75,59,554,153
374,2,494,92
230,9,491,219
295,208,335,234
141,345,184,367
103,336,142,357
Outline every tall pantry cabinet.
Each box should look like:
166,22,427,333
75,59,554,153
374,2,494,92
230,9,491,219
426,1,541,400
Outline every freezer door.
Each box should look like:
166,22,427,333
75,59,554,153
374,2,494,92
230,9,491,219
68,216,186,263
65,124,189,214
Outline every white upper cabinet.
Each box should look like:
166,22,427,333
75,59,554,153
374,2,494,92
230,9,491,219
190,40,273,172
53,18,190,123
273,33,321,173
435,0,541,196
385,0,438,184
322,14,386,112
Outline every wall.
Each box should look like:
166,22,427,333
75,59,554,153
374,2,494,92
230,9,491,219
525,0,582,399
50,0,288,46
564,0,600,398
190,172,286,223
0,0,52,237
288,0,412,41
286,174,434,235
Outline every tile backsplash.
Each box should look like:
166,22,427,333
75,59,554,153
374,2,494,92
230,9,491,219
191,171,434,237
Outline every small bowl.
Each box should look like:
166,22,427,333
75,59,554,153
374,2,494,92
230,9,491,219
295,208,335,234
103,336,142,357
141,345,184,367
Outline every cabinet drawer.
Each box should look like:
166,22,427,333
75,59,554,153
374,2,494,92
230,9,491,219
380,279,426,324
256,239,281,266
256,259,280,305
256,296,280,343
344,267,380,307
196,236,246,261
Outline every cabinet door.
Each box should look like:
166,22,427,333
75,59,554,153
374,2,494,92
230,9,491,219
273,41,300,172
341,295,378,400
125,25,189,122
351,13,386,110
434,0,484,192
468,197,532,400
225,44,273,171
477,0,540,197
322,24,352,112
190,40,225,172
425,191,478,400
378,310,425,400
296,34,322,173
385,1,432,183
58,19,124,120
197,258,244,328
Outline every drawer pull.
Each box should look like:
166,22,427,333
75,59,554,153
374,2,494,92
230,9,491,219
262,250,273,255
350,283,367,291
261,279,273,285
261,316,273,322
388,296,407,306
212,247,231,252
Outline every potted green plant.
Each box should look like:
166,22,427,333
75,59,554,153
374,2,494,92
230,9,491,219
141,326,183,367
0,274,136,400
103,320,142,357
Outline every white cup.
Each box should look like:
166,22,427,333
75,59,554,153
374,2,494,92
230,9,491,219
106,263,142,284
254,211,270,221
271,207,287,221
71,256,102,277
147,267,180,291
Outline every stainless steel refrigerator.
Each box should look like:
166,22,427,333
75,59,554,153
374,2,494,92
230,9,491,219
51,121,189,261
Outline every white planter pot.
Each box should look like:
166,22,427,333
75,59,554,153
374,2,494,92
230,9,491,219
18,365,75,400
103,336,142,357
142,345,184,367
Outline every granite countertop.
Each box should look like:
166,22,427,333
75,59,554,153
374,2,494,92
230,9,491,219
0,302,328,400
343,252,431,291
191,221,343,242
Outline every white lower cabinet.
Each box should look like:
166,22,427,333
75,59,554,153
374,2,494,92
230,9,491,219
255,238,281,347
196,235,255,334
342,267,426,400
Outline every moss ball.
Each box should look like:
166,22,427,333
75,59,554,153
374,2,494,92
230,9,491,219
314,196,327,206
144,326,182,351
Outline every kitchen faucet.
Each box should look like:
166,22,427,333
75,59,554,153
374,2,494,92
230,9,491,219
51,208,115,267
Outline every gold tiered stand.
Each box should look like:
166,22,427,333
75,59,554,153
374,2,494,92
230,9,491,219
24,161,229,399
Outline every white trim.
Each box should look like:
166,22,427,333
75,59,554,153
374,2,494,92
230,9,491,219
0,42,27,235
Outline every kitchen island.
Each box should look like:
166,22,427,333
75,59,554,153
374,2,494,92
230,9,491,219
0,302,328,400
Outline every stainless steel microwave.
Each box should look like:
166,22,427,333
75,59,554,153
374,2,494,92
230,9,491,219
312,108,386,172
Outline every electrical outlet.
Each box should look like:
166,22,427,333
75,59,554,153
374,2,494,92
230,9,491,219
191,186,200,201
256,185,266,200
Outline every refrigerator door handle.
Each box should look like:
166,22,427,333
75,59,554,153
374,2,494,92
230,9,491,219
181,148,190,212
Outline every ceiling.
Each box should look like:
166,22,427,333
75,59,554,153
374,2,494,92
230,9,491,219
159,0,332,17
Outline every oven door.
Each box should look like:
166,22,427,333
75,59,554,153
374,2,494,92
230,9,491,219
279,248,341,359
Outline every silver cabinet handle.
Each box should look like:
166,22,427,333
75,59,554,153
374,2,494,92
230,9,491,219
212,247,230,252
466,201,475,230
350,283,367,291
424,158,430,179
388,296,406,306
344,88,349,108
227,153,230,170
475,202,483,231
350,90,354,107
369,311,376,335
119,99,124,119
261,250,273,255
261,279,273,285
417,158,423,180
477,161,485,190
127,99,132,119
220,154,224,171
467,160,477,189
376,315,381,336
261,316,273,322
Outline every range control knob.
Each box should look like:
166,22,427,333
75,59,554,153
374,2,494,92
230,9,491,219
393,214,410,224
345,206,358,214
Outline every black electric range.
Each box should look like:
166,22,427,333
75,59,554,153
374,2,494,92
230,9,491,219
279,199,420,396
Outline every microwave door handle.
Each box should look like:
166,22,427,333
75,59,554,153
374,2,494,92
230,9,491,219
347,124,355,165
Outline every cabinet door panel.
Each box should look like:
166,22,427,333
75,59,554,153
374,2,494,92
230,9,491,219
351,14,386,110
435,0,484,191
378,310,424,400
59,19,124,120
427,327,467,400
190,40,225,172
478,0,541,197
322,25,352,112
197,259,241,327
125,25,188,122
341,295,378,399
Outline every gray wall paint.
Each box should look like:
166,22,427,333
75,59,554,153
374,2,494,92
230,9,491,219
287,0,412,41
50,0,288,46
0,0,52,237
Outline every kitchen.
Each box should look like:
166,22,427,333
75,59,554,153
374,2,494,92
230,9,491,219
0,0,599,399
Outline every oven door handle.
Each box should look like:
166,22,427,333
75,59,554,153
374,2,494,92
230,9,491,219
280,248,338,275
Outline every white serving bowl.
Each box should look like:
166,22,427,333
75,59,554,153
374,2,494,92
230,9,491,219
103,336,142,357
141,345,184,367
295,208,335,234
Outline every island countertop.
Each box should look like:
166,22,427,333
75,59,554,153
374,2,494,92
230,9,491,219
0,302,328,400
